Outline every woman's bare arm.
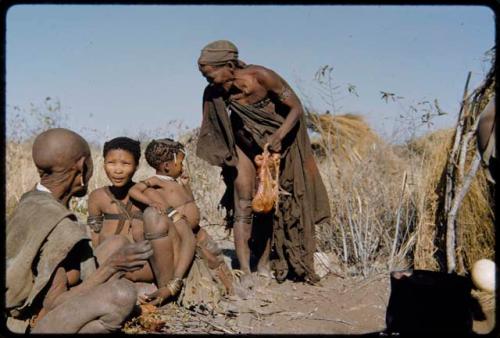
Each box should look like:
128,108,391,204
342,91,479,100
87,190,103,248
257,67,304,152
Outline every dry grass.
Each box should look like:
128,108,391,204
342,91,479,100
409,128,495,272
6,108,494,278
308,112,381,161
310,113,415,276
408,128,454,271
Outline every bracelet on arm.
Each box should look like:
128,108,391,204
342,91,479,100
277,86,292,102
87,215,104,233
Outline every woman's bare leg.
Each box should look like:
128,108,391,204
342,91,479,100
32,278,136,333
233,146,256,288
255,214,273,280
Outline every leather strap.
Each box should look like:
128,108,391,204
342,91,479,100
103,187,135,235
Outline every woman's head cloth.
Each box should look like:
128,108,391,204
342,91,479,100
198,40,240,67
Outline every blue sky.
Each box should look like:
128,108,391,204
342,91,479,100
6,5,495,143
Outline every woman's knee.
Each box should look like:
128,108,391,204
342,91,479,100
234,198,253,226
96,279,137,330
108,278,137,308
99,279,137,320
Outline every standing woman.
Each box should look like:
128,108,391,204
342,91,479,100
196,40,330,288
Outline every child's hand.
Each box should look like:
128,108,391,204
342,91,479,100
179,174,190,186
149,201,167,214
142,177,163,189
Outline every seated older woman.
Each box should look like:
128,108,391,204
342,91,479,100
6,128,153,333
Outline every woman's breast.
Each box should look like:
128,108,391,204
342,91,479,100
99,218,143,243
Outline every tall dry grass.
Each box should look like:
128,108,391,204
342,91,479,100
409,125,495,273
309,113,418,277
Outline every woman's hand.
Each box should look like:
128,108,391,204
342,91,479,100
267,132,282,153
42,267,68,311
97,241,153,283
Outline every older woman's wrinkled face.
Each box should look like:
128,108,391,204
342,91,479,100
199,63,233,91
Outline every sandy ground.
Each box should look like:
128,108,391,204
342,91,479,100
216,237,390,335
232,273,390,334
124,232,391,335
122,227,494,335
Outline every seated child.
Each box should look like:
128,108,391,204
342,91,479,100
129,138,197,305
87,136,153,282
130,138,236,304
130,138,200,232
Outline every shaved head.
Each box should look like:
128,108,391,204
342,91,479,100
32,128,93,201
33,128,90,174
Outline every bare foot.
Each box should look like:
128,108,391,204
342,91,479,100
232,273,257,300
256,266,273,287
134,282,158,302
240,272,256,289
139,286,172,307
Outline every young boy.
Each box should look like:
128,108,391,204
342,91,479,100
130,138,237,305
87,137,154,283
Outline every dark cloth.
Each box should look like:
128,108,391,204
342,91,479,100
198,40,241,67
6,190,95,333
196,85,331,283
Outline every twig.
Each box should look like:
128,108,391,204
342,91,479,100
309,317,354,326
446,150,482,273
389,171,407,270
445,72,471,214
347,273,387,294
292,314,354,326
197,317,236,334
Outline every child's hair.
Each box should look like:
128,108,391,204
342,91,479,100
145,138,185,170
103,137,141,164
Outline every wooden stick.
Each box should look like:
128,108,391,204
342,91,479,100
197,317,235,334
309,317,354,326
389,171,408,270
445,72,471,214
446,151,482,273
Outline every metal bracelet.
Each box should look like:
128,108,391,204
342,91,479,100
167,278,184,296
87,215,104,233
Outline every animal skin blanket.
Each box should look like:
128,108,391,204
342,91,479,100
6,190,95,333
196,84,331,283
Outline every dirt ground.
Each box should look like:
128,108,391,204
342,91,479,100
216,239,389,335
124,232,391,335
124,271,390,335
122,227,494,335
230,273,390,334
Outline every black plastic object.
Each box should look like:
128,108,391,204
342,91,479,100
385,269,473,335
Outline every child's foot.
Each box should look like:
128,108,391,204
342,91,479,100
138,286,172,307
